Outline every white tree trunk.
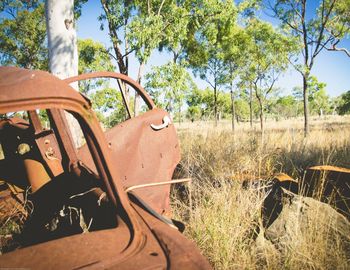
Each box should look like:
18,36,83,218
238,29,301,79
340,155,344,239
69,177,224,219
45,0,81,147
45,0,78,81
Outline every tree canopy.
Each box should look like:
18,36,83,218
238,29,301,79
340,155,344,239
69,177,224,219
0,0,349,129
0,3,47,69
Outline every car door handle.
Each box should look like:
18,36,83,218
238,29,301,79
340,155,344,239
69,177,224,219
151,115,171,130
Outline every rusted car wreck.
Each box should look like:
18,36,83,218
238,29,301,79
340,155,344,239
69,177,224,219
0,67,211,269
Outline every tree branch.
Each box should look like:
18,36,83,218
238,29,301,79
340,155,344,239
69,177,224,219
287,57,303,76
122,48,136,59
157,0,166,16
301,0,309,68
310,0,337,68
101,0,127,74
326,41,350,57
205,78,215,90
265,71,280,96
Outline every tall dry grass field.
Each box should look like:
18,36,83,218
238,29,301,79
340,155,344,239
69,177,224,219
172,116,350,269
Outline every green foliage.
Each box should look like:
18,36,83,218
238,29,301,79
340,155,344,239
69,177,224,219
156,2,191,57
270,95,300,119
307,76,330,116
292,86,303,101
222,25,251,81
127,14,163,63
270,0,350,133
91,87,129,128
0,0,87,70
98,0,133,39
271,0,349,55
234,98,251,121
186,87,250,121
78,39,114,74
187,88,214,119
145,62,196,119
338,91,350,115
185,0,238,70
244,18,298,83
99,0,192,75
187,105,201,121
183,0,240,124
127,1,191,64
319,0,350,54
0,0,40,13
77,39,128,128
78,39,114,93
0,3,47,69
73,0,88,19
240,18,298,129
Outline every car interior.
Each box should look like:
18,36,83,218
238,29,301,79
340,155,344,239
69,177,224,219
0,109,117,253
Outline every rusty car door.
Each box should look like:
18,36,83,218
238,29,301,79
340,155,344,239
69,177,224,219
65,72,181,216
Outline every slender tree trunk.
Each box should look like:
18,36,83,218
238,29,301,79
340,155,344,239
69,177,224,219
303,74,310,136
123,18,130,107
300,0,310,137
258,99,264,133
173,51,179,64
178,106,181,124
45,0,82,147
254,82,264,134
134,62,145,117
249,85,253,128
230,81,235,132
100,0,130,108
100,0,127,75
214,84,218,127
124,17,129,75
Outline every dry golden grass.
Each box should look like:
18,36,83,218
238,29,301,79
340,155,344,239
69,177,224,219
172,115,350,269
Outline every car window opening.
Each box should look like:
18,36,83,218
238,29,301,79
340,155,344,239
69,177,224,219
0,109,117,254
77,77,149,131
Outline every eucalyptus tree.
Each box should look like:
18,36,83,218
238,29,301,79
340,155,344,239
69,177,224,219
99,0,132,75
221,26,251,131
271,95,298,119
185,0,238,126
268,0,350,135
45,0,79,82
100,1,191,115
127,1,191,115
220,0,263,131
98,0,135,115
236,76,255,127
99,0,188,76
45,0,88,146
243,19,297,132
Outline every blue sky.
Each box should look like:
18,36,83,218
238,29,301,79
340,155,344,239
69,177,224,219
77,1,350,97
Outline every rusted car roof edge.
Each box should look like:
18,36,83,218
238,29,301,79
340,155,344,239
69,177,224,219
0,67,90,110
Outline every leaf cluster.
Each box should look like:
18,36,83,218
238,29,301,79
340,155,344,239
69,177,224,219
0,3,47,69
